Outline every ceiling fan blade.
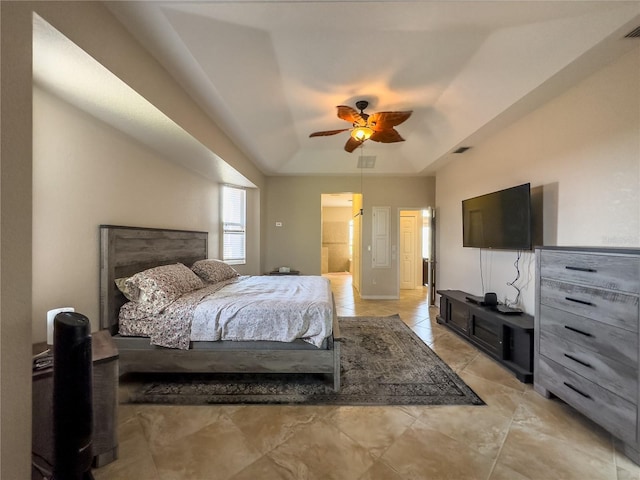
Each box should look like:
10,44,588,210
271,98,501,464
337,106,366,126
370,129,405,143
344,136,363,153
309,128,350,137
368,111,412,131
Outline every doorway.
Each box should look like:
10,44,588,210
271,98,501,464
399,208,435,303
320,193,362,292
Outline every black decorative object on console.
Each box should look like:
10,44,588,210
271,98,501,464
483,292,498,306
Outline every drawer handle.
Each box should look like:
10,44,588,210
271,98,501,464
564,382,592,399
564,325,593,337
565,266,597,273
565,297,594,307
564,353,592,369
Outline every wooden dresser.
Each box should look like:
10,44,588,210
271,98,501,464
534,246,640,463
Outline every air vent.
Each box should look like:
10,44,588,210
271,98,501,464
625,26,640,38
357,155,376,168
453,146,471,154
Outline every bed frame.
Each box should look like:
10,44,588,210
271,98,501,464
99,225,341,391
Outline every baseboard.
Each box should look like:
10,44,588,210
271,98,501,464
360,295,399,300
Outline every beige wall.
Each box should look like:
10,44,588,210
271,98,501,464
1,3,34,478
436,47,640,314
266,176,435,297
33,87,226,339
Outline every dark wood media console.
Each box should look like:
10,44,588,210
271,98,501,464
436,289,534,383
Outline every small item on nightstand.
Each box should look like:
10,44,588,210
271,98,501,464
267,269,300,275
33,349,53,371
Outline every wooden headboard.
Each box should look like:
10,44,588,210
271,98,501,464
99,225,208,334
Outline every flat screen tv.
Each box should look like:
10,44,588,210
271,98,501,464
462,183,532,250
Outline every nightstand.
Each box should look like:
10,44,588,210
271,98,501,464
266,270,300,275
32,329,119,477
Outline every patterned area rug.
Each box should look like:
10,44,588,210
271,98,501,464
120,315,484,406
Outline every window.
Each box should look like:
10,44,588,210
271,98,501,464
222,185,246,264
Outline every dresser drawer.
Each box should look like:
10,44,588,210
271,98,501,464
537,356,637,444
540,279,638,332
539,330,637,402
538,304,638,366
540,250,640,294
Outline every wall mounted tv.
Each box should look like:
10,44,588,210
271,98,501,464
462,183,532,250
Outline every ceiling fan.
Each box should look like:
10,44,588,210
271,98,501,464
309,100,412,153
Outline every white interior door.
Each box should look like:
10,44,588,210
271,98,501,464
400,213,418,289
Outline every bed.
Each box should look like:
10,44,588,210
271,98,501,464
99,225,341,391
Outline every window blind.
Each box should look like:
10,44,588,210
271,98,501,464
222,185,246,264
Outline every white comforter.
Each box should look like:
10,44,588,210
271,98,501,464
119,275,333,350
191,275,332,346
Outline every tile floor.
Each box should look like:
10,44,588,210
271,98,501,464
93,273,640,480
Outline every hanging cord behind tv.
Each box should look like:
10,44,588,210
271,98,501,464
506,250,522,307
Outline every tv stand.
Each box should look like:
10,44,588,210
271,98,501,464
436,289,534,383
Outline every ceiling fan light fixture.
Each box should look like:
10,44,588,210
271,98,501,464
351,126,373,141
309,102,411,152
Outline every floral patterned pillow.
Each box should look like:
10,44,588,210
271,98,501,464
191,259,240,284
114,277,135,301
124,263,204,314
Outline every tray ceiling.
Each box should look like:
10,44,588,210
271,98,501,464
39,2,640,177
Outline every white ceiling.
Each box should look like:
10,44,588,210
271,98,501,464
105,1,640,177
37,2,640,179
